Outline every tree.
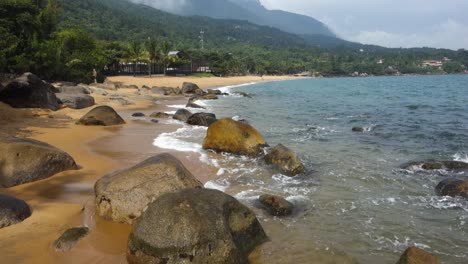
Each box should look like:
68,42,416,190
145,37,159,77
127,40,144,75
159,40,172,75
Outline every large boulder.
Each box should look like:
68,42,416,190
435,178,468,198
181,82,202,94
58,85,90,94
259,194,294,217
187,113,217,127
53,227,90,252
203,118,267,157
173,109,192,122
0,193,32,229
265,144,305,176
56,93,95,109
396,246,441,264
0,136,78,187
0,72,59,110
127,188,267,264
76,106,125,126
94,153,202,224
401,160,468,171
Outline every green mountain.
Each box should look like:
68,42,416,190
59,0,310,49
132,0,335,38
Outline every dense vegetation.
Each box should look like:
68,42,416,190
1,0,467,82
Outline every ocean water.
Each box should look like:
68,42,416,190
154,75,468,263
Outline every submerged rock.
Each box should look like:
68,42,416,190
352,127,364,132
232,91,252,98
0,72,59,110
0,194,32,229
149,112,171,119
76,106,125,126
265,144,305,176
259,194,294,216
435,178,468,198
401,160,468,171
0,136,78,187
53,227,90,252
187,113,217,127
203,118,267,157
95,153,202,224
173,109,192,122
396,246,441,264
127,188,267,264
56,93,95,109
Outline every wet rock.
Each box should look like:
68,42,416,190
95,153,202,224
259,194,294,216
0,193,32,229
127,188,267,264
401,160,468,171
173,109,192,122
140,85,150,93
132,112,145,117
0,72,59,110
265,144,305,176
53,227,90,252
186,102,206,109
187,113,217,127
207,89,222,95
396,246,441,264
108,94,134,106
48,114,72,120
76,106,125,126
203,118,268,157
150,119,159,123
435,178,468,198
56,93,95,109
151,86,165,95
181,82,202,94
0,136,78,187
352,127,364,132
128,85,139,90
232,91,252,98
149,112,171,119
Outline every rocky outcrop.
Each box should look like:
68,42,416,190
232,91,252,98
265,144,305,176
173,109,192,122
0,72,59,110
0,194,32,229
94,154,202,224
0,136,78,187
190,94,219,101
150,112,171,119
186,102,205,109
181,82,202,94
435,178,468,198
127,188,267,264
53,227,90,252
56,93,95,109
396,246,441,264
203,118,268,157
259,194,294,216
401,160,468,171
76,106,125,126
89,87,109,96
187,113,217,127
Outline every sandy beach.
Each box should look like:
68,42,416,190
0,75,299,263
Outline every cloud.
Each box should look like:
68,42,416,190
129,0,188,13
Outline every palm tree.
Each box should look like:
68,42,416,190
146,37,158,77
159,40,171,75
127,40,144,76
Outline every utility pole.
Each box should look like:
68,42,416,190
199,29,205,50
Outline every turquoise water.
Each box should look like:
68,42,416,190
155,75,468,263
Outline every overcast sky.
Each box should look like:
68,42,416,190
261,0,468,50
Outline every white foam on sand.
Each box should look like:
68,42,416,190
153,126,206,153
204,181,229,192
168,104,186,109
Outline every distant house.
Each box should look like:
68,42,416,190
422,60,443,67
377,59,384,64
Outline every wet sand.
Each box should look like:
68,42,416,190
0,77,272,263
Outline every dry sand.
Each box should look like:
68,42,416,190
0,75,295,263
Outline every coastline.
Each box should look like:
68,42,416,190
0,75,298,263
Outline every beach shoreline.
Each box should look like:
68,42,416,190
0,75,300,263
